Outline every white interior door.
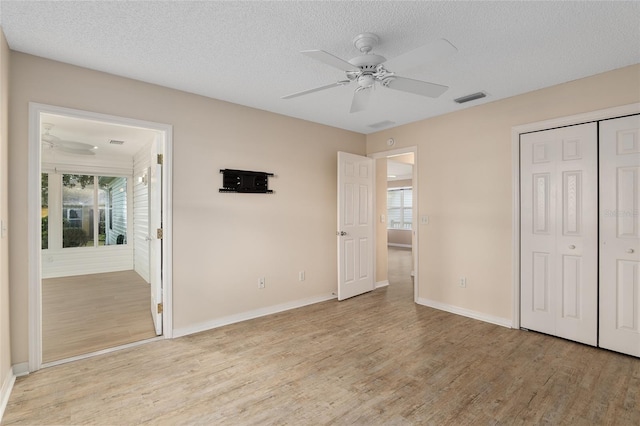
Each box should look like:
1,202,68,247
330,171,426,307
520,123,598,346
149,138,163,335
599,114,640,357
337,151,374,300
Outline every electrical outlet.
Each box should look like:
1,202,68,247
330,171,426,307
299,271,305,281
258,277,265,289
459,277,467,288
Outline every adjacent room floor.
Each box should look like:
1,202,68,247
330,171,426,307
4,250,638,424
42,270,157,363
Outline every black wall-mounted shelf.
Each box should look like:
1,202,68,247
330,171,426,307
219,169,274,194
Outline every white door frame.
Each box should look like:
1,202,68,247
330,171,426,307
511,102,640,329
28,102,174,372
369,146,419,302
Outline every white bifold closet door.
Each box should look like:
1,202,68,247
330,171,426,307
599,114,640,357
520,122,598,346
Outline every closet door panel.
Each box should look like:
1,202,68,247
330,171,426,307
600,114,640,357
521,123,597,345
555,124,598,345
521,136,557,335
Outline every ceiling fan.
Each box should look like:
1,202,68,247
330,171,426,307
282,33,457,113
41,123,97,156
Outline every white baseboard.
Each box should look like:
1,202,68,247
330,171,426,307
387,243,411,248
11,363,28,377
417,297,512,328
173,293,337,338
0,367,16,422
375,280,389,289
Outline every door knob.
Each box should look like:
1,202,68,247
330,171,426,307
336,231,347,236
627,248,635,254
568,245,576,250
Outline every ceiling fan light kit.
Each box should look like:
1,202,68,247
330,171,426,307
282,33,457,113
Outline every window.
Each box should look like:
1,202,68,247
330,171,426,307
62,174,94,247
99,176,128,245
41,173,128,249
387,188,412,230
41,173,49,249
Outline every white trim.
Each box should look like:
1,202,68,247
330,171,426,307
160,123,174,339
42,336,163,369
41,162,133,177
28,104,42,372
375,280,389,289
417,297,512,328
11,363,29,377
0,367,16,422
173,293,336,338
511,102,640,330
387,243,411,248
369,146,419,303
28,102,174,372
511,126,521,329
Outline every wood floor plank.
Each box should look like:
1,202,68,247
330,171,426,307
42,270,157,363
4,248,639,424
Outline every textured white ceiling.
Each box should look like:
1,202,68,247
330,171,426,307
2,1,639,134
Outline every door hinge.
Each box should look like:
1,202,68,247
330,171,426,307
157,154,163,165
156,228,163,239
157,303,163,314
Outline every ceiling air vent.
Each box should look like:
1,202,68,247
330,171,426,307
109,140,125,145
368,120,396,130
454,92,487,104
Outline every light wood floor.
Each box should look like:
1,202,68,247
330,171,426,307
42,270,157,363
5,248,639,424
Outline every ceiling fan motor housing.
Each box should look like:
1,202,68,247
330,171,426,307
348,53,388,89
348,54,386,69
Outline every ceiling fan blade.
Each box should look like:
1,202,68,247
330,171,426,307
383,38,457,71
301,50,360,72
57,146,96,156
59,140,96,150
350,88,372,113
281,80,350,99
385,76,449,98
41,133,61,143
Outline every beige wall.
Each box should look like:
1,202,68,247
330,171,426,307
367,64,640,322
8,52,365,364
388,229,412,246
389,154,414,165
0,29,11,396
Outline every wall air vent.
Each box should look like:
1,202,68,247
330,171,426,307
454,92,487,104
109,140,125,145
368,120,396,129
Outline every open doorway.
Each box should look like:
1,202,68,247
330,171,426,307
372,147,417,301
29,103,173,370
386,155,414,297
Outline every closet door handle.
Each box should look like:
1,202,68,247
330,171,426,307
627,248,635,254
568,245,576,250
